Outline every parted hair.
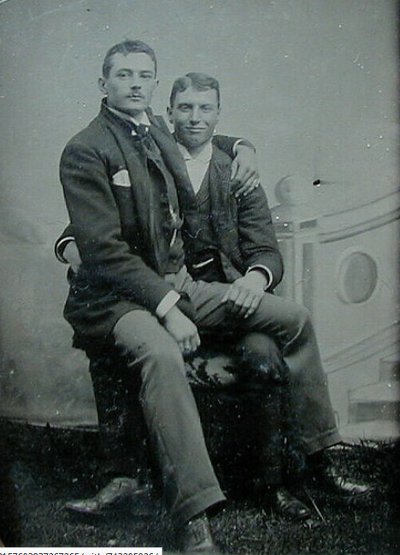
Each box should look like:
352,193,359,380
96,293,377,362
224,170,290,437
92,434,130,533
102,40,157,77
169,72,220,107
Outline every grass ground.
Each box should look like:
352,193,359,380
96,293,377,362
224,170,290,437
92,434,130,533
2,421,400,554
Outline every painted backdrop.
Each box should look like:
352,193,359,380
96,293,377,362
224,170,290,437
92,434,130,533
0,0,398,438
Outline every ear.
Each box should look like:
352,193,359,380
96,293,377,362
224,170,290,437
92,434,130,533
152,78,159,95
166,106,173,125
98,77,107,95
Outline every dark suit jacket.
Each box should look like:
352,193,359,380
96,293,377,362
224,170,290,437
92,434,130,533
59,102,242,346
194,144,283,289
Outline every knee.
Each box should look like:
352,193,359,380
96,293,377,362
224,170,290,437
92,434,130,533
236,333,289,384
139,339,186,384
285,303,312,336
115,335,185,388
136,338,184,371
138,341,192,412
238,333,281,359
113,311,185,378
147,340,183,366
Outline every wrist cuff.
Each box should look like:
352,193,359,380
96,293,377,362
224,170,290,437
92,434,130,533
156,290,181,320
55,236,75,264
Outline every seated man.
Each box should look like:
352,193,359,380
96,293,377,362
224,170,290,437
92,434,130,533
164,73,371,506
58,41,371,552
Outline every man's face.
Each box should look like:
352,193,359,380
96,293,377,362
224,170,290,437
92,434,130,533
98,52,158,117
168,86,220,151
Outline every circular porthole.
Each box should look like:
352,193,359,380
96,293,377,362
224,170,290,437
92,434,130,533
337,251,378,304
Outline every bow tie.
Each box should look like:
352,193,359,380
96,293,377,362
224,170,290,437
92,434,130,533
130,122,160,158
131,122,150,138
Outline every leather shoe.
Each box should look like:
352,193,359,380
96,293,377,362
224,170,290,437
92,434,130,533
65,477,148,515
178,513,220,553
312,462,373,500
269,486,311,521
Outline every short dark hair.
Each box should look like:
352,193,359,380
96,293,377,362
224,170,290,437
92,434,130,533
102,40,157,77
169,72,220,108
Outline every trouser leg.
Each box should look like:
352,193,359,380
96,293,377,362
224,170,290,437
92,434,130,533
244,295,341,454
89,354,148,484
113,310,225,525
184,279,341,455
235,333,288,485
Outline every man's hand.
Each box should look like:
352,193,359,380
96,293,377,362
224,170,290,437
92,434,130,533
163,305,201,355
63,240,82,273
221,271,266,319
231,144,260,198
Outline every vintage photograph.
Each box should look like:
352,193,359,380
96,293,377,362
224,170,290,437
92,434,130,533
0,0,399,552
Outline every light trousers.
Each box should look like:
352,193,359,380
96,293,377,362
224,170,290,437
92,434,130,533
111,273,340,523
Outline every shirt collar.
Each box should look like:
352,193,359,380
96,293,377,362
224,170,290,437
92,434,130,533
105,102,151,129
176,140,213,164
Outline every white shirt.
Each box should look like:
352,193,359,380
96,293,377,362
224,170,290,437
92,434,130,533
106,104,151,134
176,141,213,195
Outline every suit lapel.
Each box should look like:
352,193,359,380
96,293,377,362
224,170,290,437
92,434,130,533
149,122,198,212
100,108,158,264
149,118,201,253
208,146,233,239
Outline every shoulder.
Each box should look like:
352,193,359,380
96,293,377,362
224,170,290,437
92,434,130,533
61,113,118,163
211,144,232,168
65,113,108,149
